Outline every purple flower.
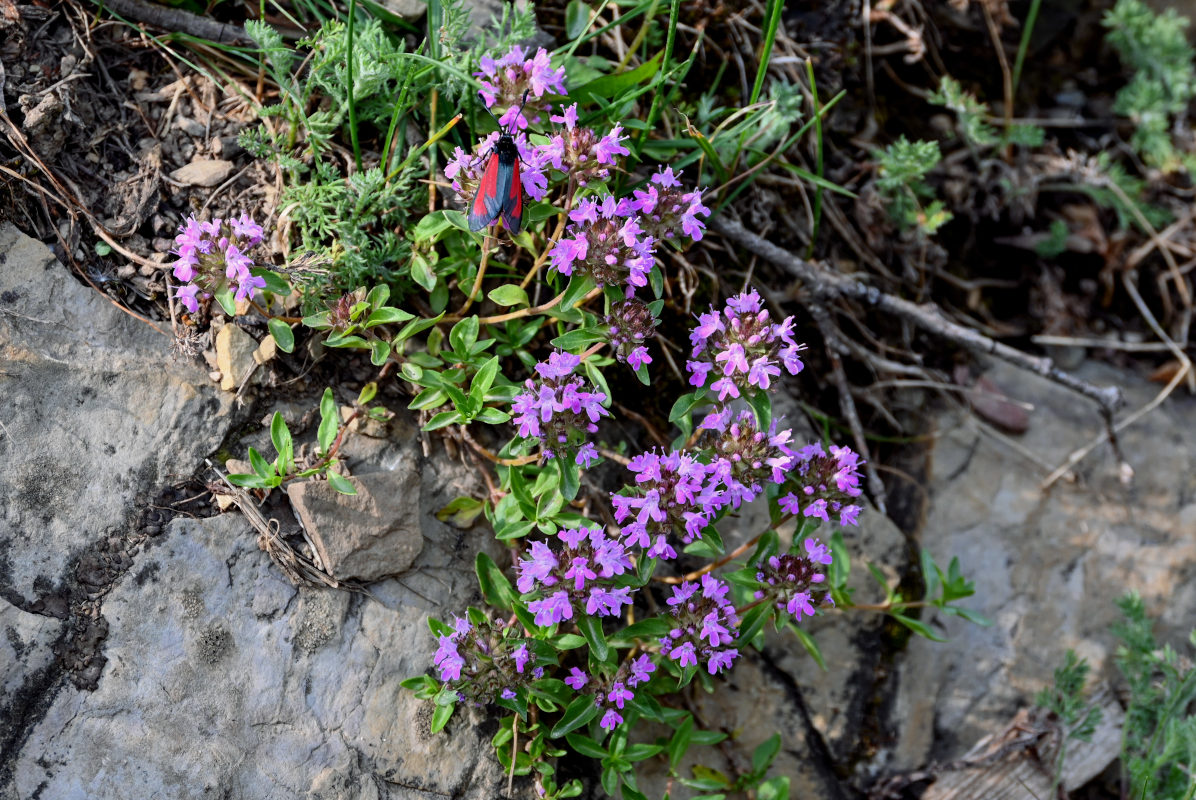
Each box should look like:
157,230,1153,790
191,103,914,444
168,213,272,315
671,641,698,668
600,709,624,731
517,540,559,592
627,346,651,371
175,282,201,313
512,643,530,673
501,688,517,700
565,667,588,690
607,682,633,709
528,589,574,626
707,649,738,674
628,654,655,686
595,125,631,164
474,46,564,128
575,442,600,468
685,289,806,401
753,549,834,624
512,351,610,464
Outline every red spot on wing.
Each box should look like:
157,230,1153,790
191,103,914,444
468,153,501,231
502,163,523,234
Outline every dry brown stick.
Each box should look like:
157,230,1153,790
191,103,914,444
811,302,888,514
94,0,252,44
711,216,1125,419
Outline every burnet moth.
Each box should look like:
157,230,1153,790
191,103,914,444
467,92,529,235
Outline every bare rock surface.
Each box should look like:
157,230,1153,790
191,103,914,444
888,360,1196,770
10,512,512,799
0,223,237,602
170,158,235,187
287,467,424,583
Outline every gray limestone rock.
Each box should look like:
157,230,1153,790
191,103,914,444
888,360,1196,769
287,468,424,584
0,223,237,605
9,513,512,799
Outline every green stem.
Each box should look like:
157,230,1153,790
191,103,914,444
750,0,783,105
346,0,361,171
635,0,680,158
804,59,824,259
1011,0,1042,102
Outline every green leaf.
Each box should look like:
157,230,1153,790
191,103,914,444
558,274,597,312
550,695,601,738
668,715,694,770
301,312,332,330
247,446,273,479
270,412,293,474
366,285,390,309
323,332,371,349
893,613,945,642
252,267,291,296
430,699,455,733
564,0,592,38
214,286,236,316
487,285,529,307
267,318,295,353
365,307,415,327
558,456,580,502
226,472,272,489
326,470,357,495
370,339,391,366
423,410,464,431
746,390,772,431
395,312,445,344
576,615,609,663
475,407,511,425
357,382,377,405
410,254,436,291
526,201,564,223
476,552,516,610
317,388,338,454
410,210,457,242
752,733,782,774
470,356,500,400
435,496,485,527
791,624,826,671
572,52,663,105
449,316,480,356
408,386,446,410
566,732,608,759
737,604,771,648
550,327,606,350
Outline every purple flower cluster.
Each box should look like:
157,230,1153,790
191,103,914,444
517,526,636,626
511,351,610,466
778,443,864,527
548,195,655,291
565,654,656,731
542,104,631,186
475,46,566,129
605,297,657,370
433,615,543,704
753,538,834,623
661,575,740,676
631,166,712,242
611,412,796,559
171,213,266,313
686,289,806,404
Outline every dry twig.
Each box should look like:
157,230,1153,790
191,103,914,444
711,216,1128,478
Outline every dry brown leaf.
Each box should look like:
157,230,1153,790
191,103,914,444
1149,359,1185,383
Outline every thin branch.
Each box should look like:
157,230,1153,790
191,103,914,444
711,216,1124,419
811,303,888,514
